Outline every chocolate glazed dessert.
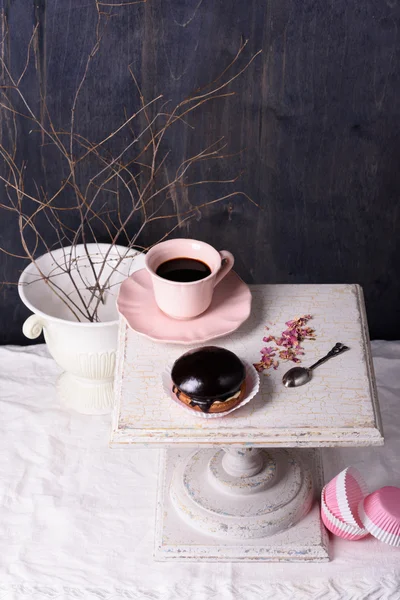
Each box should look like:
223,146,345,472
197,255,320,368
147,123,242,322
171,346,246,414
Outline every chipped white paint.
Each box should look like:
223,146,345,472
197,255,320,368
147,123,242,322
170,448,313,539
221,447,266,478
155,448,330,562
112,283,383,562
111,284,383,447
211,449,277,494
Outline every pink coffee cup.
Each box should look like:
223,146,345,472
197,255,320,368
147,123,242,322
145,239,234,319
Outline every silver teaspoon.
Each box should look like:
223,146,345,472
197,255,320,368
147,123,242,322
282,342,349,388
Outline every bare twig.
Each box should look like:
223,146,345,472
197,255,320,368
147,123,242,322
0,6,260,322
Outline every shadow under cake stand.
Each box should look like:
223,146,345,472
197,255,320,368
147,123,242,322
111,284,383,562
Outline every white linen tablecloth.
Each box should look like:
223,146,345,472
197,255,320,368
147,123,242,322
0,341,399,600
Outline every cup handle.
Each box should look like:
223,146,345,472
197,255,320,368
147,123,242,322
214,250,235,287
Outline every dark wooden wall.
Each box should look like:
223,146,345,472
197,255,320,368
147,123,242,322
0,0,399,344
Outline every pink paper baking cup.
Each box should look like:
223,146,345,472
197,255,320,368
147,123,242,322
359,487,400,547
324,467,368,528
321,486,369,540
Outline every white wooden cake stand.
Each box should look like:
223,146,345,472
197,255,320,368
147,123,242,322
111,284,383,562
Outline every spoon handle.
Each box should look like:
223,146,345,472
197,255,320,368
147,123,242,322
308,342,349,371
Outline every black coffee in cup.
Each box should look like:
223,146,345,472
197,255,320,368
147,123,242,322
156,257,212,283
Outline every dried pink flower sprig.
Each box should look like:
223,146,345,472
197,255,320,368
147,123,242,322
254,315,316,373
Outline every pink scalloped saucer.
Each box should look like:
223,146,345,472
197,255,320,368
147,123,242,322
117,268,252,344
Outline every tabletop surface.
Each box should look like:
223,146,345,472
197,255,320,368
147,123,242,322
111,283,383,447
0,342,398,598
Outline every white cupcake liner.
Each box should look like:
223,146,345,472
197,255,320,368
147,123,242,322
359,500,400,547
321,486,369,538
335,466,369,528
161,359,260,419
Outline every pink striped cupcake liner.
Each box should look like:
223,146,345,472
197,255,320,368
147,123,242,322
359,486,400,547
324,466,368,528
321,486,369,540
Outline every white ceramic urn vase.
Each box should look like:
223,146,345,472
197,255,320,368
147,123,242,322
18,244,145,415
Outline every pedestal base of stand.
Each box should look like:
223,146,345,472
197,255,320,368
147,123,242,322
155,448,329,562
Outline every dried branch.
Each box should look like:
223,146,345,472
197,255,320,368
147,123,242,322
0,5,260,322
